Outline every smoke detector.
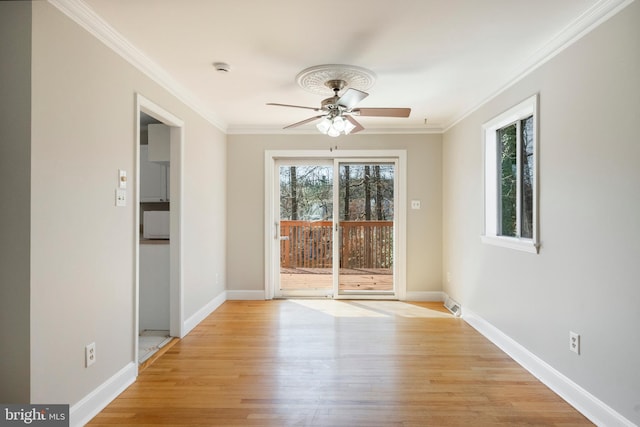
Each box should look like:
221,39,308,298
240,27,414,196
213,62,231,73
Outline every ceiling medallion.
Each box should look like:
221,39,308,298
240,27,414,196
296,64,376,96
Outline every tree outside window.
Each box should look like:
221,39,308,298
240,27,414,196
482,94,538,253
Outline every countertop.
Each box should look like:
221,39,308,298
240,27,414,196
140,238,170,245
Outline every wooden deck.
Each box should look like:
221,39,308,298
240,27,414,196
280,220,393,270
280,267,393,291
279,220,394,292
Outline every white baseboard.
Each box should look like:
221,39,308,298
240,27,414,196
74,290,262,426
226,290,266,300
183,291,227,335
405,291,445,301
69,362,136,427
463,309,635,427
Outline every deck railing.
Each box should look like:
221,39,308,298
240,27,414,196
280,220,393,269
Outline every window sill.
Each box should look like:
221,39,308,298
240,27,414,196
481,235,539,254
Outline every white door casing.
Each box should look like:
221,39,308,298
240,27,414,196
265,150,407,301
135,94,184,371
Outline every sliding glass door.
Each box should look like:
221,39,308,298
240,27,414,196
337,162,395,296
276,161,334,297
272,155,399,299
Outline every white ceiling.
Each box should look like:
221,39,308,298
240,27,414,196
75,0,621,134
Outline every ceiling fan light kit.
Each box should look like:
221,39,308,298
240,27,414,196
316,115,356,137
267,64,411,136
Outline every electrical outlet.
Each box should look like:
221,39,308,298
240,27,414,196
85,342,96,367
569,331,580,355
115,189,126,207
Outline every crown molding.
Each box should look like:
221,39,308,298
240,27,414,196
48,0,632,137
226,125,443,135
443,0,635,133
47,0,227,132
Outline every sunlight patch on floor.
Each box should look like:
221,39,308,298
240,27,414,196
352,300,452,318
290,299,389,318
290,299,452,318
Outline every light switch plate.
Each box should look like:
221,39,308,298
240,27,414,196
411,200,421,209
118,169,127,189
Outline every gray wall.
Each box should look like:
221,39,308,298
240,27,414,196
22,2,227,405
227,134,442,296
442,2,640,423
0,1,32,403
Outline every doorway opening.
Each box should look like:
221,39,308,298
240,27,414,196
266,150,406,300
135,95,184,369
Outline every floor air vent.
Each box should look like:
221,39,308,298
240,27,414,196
444,297,461,317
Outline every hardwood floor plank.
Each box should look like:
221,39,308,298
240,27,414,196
88,301,592,426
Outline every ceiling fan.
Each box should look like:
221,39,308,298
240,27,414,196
267,79,411,137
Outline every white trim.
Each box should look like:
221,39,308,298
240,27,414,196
396,153,407,301
264,150,407,301
169,125,185,338
264,152,276,300
480,235,539,254
272,159,334,300
48,0,631,137
332,157,404,300
482,94,539,252
183,291,227,335
136,94,185,343
227,126,444,135
443,0,634,132
482,95,537,132
138,95,184,128
47,0,226,131
463,309,636,427
266,150,408,161
405,291,445,302
134,105,141,362
226,290,267,300
77,289,228,425
69,362,136,427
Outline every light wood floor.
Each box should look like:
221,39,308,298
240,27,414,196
89,300,592,426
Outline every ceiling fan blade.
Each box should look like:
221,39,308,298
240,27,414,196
354,107,411,117
283,115,325,129
337,88,369,110
345,115,364,134
267,103,320,111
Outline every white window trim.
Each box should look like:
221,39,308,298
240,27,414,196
482,94,539,254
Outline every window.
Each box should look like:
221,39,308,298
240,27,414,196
482,94,539,253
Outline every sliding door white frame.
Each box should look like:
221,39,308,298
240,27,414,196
264,149,407,301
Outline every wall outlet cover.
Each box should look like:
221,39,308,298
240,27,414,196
85,342,96,367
